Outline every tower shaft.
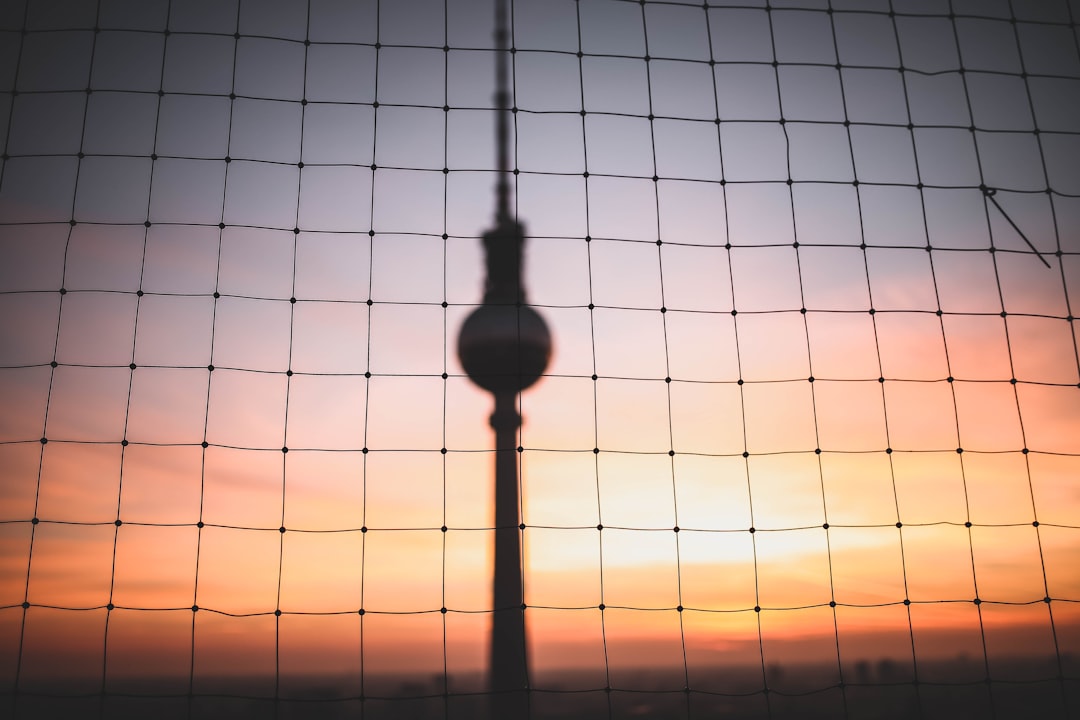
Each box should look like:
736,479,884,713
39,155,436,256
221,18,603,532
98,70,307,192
490,392,528,718
494,0,512,224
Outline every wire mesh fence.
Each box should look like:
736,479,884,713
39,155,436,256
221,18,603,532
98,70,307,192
1,0,1079,717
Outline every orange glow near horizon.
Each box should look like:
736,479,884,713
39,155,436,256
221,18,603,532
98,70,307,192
2,305,1080,687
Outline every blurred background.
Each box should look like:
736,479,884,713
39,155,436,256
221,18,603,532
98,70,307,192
0,0,1078,717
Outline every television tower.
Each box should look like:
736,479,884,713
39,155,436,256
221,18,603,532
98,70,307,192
455,0,552,716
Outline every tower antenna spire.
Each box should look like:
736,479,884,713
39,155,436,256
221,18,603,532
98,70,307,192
494,0,512,224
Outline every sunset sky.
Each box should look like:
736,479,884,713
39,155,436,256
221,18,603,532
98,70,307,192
1,0,1079,710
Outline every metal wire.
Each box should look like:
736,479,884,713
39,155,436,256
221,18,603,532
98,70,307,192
0,0,1078,718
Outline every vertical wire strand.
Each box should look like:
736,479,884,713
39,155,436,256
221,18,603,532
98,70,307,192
823,1,926,716
961,3,1072,716
635,0,694,714
188,0,234,712
438,0,451,716
701,2,768,716
440,0,449,716
570,3,614,717
272,2,314,716
9,0,71,716
709,4,775,704
358,2,382,716
1002,1,1080,714
936,5,1011,717
96,0,149,711
762,3,853,717
32,3,107,717
507,4,534,713
885,2,996,716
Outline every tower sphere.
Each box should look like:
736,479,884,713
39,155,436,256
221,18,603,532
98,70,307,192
458,304,551,393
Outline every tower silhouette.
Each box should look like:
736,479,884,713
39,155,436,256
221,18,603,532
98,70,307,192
456,0,552,717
